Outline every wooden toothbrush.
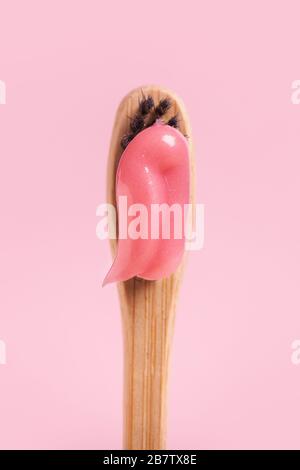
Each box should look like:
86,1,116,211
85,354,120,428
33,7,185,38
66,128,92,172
106,85,194,450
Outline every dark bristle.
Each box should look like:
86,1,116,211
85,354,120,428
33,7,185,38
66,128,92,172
120,96,182,149
155,98,171,117
121,133,134,149
139,96,154,115
130,115,144,133
167,115,178,128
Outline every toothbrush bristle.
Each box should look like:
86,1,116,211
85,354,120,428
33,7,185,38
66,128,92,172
155,98,171,117
120,95,185,149
121,133,134,149
167,116,179,128
130,115,144,133
139,96,154,116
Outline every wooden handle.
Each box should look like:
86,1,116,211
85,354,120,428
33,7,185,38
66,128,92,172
106,86,194,449
119,273,182,449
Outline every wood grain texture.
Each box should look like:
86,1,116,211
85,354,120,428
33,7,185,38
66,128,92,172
106,86,194,449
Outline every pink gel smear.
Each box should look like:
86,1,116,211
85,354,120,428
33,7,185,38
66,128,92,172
103,122,189,285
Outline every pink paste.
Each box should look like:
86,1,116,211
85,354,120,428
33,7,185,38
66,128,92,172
103,122,189,285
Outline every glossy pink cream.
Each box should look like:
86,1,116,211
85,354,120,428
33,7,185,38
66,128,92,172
103,122,189,285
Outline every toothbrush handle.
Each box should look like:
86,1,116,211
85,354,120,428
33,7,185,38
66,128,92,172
106,85,194,449
119,275,181,450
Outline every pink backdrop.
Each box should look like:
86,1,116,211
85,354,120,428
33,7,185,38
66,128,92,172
1,0,300,450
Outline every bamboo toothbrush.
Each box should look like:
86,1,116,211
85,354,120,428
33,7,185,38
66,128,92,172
106,85,194,450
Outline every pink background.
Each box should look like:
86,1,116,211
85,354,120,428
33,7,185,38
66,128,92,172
0,0,300,450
